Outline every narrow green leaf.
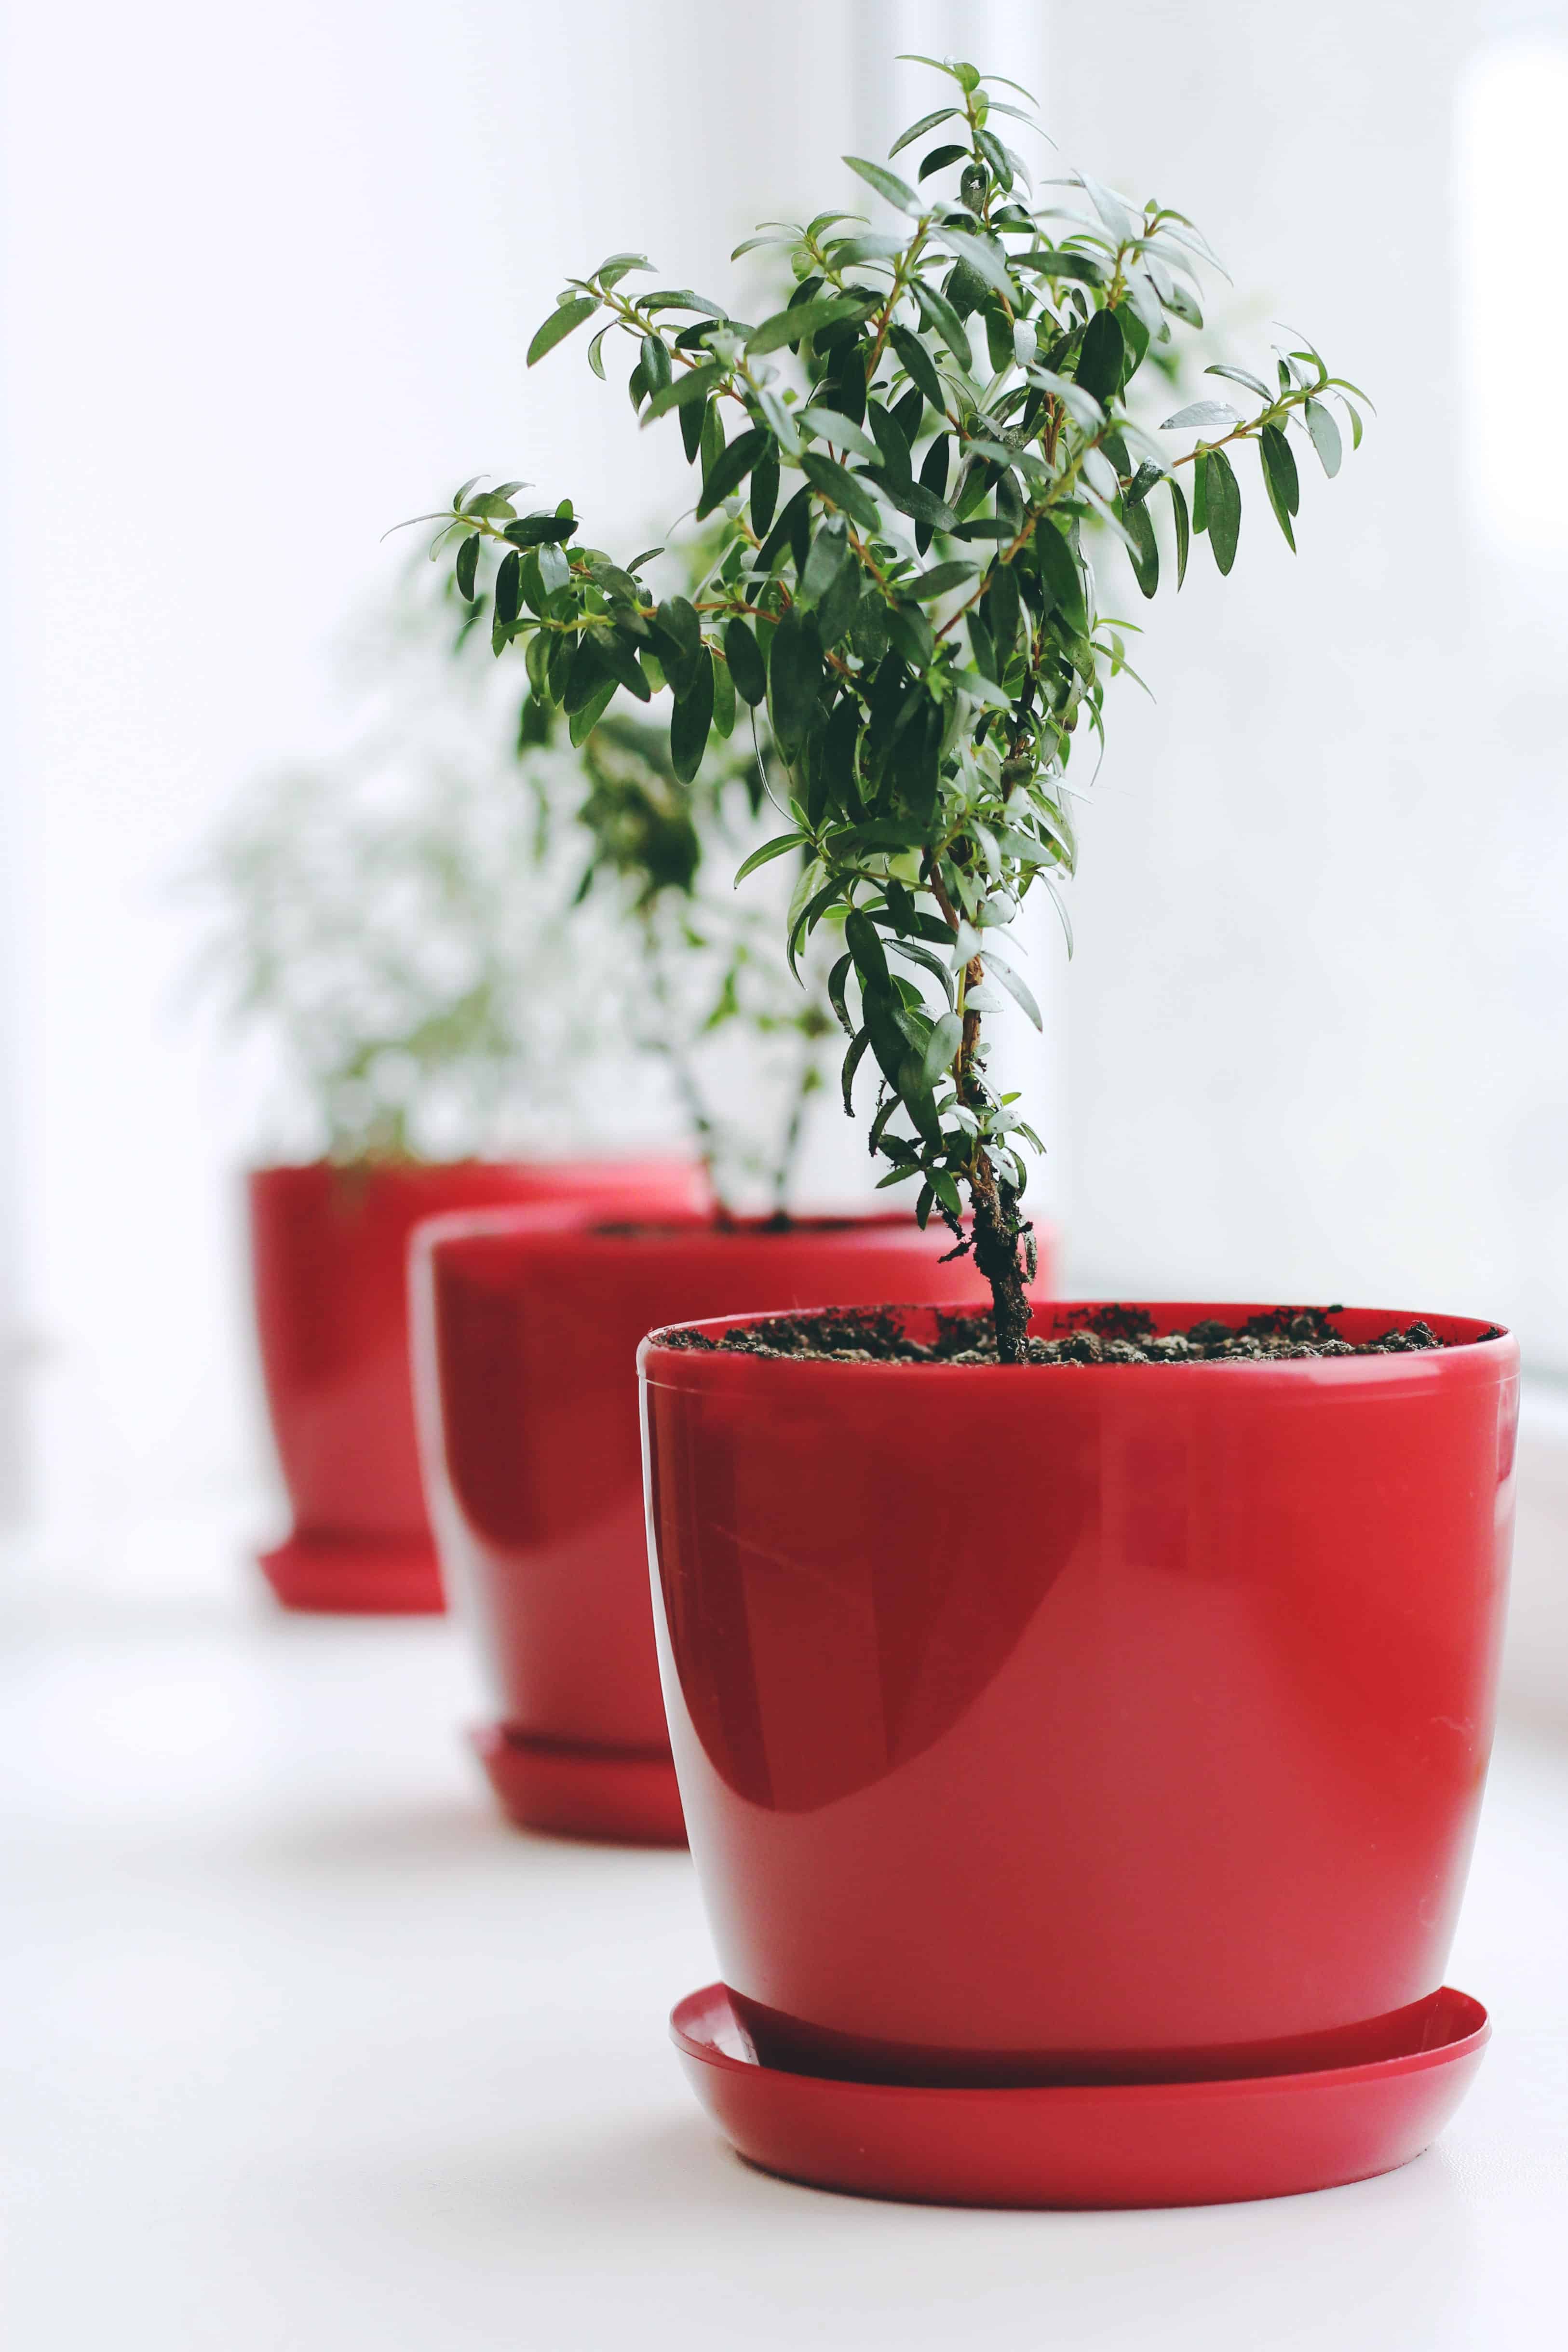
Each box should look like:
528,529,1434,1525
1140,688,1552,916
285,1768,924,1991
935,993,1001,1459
889,106,959,157
800,450,881,533
1123,496,1159,597
669,648,715,783
750,444,780,537
747,292,874,355
840,1029,871,1116
568,678,616,745
454,534,480,602
921,1010,962,1086
696,425,768,518
1260,422,1300,515
526,295,598,367
735,830,808,884
1075,308,1125,406
911,277,973,371
888,324,945,415
724,617,768,707
798,406,880,463
1168,475,1190,588
1304,398,1342,478
907,558,979,601
843,154,923,216
640,361,725,426
986,954,1043,1029
1205,446,1241,574
493,550,521,626
1162,397,1241,433
768,606,823,759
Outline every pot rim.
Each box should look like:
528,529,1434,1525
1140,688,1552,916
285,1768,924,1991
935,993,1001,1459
411,1204,989,1265
639,1298,1517,1391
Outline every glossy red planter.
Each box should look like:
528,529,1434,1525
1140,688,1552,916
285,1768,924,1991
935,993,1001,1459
641,1301,1516,2135
248,1158,703,1614
672,1980,1490,2209
413,1211,1055,1839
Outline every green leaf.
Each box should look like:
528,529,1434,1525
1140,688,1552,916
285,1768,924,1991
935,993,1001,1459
1192,449,1208,535
696,425,768,518
1161,398,1241,433
454,534,480,602
888,324,946,415
840,1028,871,1116
911,278,973,371
568,678,616,745
564,632,608,714
986,953,1042,1029
1034,523,1086,632
750,444,780,537
843,154,923,216
527,295,598,366
1123,496,1159,597
921,1009,963,1086
1168,475,1190,588
919,143,969,182
1075,307,1125,406
641,361,725,426
827,953,854,1038
844,906,890,988
493,549,522,626
710,643,736,738
1259,433,1297,551
889,106,960,157
1304,398,1342,478
669,648,715,783
1205,446,1241,574
798,406,880,463
1260,422,1299,516
907,558,979,601
1205,362,1273,400
735,830,808,884
503,513,580,548
724,617,768,707
599,628,652,702
800,450,882,533
939,226,1014,298
768,606,823,759
747,292,874,355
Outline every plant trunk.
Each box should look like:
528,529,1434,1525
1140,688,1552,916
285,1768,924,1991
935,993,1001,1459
969,1155,1032,1364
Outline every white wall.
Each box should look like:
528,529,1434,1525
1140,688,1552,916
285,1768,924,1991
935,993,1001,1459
3,0,1564,1536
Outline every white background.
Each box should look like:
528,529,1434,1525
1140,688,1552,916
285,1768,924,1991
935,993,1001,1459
4,0,1568,1523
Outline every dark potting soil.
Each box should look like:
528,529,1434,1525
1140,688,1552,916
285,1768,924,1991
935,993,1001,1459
653,1302,1503,1367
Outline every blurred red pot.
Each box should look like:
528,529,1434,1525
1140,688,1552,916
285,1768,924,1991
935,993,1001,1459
412,1207,1056,1841
248,1159,704,1614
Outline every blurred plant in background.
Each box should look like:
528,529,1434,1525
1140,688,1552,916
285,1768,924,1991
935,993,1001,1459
191,544,838,1203
448,531,837,1211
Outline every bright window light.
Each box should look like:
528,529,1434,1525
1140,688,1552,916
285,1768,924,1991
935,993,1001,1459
1456,38,1568,552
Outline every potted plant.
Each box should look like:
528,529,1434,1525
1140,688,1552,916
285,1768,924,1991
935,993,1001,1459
428,56,1517,2203
404,554,1054,1838
195,641,703,1616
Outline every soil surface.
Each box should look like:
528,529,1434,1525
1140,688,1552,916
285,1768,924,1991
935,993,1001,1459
653,1303,1502,1366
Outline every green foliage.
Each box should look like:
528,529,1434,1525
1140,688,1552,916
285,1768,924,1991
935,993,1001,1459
409,56,1365,1354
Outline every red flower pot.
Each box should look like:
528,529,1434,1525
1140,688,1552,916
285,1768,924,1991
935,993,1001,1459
640,1301,1517,2085
412,1209,1057,1840
248,1158,703,1613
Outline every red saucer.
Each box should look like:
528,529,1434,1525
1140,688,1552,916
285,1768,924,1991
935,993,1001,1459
671,1982,1489,2209
258,1533,445,1614
471,1725,687,1846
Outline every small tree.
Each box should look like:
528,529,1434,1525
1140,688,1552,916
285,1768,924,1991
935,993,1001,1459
410,54,1366,1357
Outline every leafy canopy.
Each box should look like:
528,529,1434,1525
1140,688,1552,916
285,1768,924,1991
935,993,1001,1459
408,53,1366,1356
